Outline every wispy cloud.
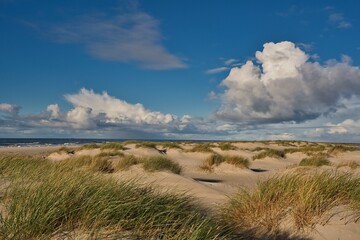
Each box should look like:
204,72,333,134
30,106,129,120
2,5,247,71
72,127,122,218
50,12,186,70
328,13,351,29
296,42,313,52
324,6,352,29
205,67,229,74
224,58,239,66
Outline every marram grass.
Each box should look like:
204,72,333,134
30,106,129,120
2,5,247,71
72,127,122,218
299,154,330,167
200,154,249,172
142,156,182,174
222,171,360,235
252,148,285,160
0,155,234,239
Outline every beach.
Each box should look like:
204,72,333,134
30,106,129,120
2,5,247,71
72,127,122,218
0,140,359,239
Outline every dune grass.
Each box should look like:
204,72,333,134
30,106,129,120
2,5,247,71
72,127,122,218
218,142,237,151
225,156,250,169
56,146,76,154
189,143,215,153
158,142,183,150
284,144,326,156
99,142,125,150
328,144,359,155
252,149,285,160
114,155,142,171
142,156,182,174
135,141,184,151
78,143,99,149
222,172,360,235
200,154,249,172
58,155,114,173
0,155,233,239
135,142,158,149
299,154,330,167
272,140,298,147
96,150,124,158
337,161,360,170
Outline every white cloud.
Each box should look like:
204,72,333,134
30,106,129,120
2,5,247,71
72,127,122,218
66,106,95,129
326,119,360,135
0,103,20,115
216,41,360,123
64,88,176,127
47,104,61,119
51,12,186,70
205,67,229,74
328,13,351,29
224,58,239,66
296,42,313,52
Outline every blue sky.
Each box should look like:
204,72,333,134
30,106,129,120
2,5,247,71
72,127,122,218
1,0,360,141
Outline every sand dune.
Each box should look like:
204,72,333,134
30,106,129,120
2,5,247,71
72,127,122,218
1,141,359,239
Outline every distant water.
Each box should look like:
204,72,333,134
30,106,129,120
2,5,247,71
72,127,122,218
0,138,202,148
0,138,118,147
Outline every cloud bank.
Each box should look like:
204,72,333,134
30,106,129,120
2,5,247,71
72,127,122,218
51,12,186,70
0,103,20,115
216,41,360,123
63,88,176,129
2,41,360,142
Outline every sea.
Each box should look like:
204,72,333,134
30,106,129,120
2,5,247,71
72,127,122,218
0,138,125,148
0,138,203,148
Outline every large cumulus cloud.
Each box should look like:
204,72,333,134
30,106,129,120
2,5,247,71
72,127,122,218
63,88,176,128
216,41,360,123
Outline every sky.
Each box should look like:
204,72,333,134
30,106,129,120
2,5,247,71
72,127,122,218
1,0,360,142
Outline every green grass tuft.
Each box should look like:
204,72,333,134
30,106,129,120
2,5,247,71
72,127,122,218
337,161,360,170
284,144,326,156
200,154,249,172
189,143,215,153
114,155,142,171
96,150,124,158
158,142,183,150
135,142,158,149
142,156,182,174
218,142,237,151
299,154,330,167
0,155,233,239
99,142,125,150
252,149,285,160
222,172,360,235
58,155,114,173
328,144,359,155
78,143,99,149
224,156,250,169
56,146,76,154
